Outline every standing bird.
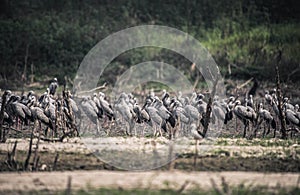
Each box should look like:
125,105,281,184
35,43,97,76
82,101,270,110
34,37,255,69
177,91,186,106
256,103,276,137
132,103,151,136
285,108,300,128
161,90,171,109
80,96,101,135
233,101,257,138
114,93,135,136
27,97,53,134
142,98,167,137
6,95,32,129
49,78,59,96
184,104,200,125
212,101,226,129
171,100,189,135
99,93,114,121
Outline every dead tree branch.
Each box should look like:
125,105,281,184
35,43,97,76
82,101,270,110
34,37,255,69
76,83,107,95
276,65,287,139
0,91,8,142
200,76,219,138
24,128,34,170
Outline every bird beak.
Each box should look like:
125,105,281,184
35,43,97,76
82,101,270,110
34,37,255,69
141,102,147,110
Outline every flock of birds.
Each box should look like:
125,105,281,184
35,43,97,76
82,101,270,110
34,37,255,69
0,78,300,140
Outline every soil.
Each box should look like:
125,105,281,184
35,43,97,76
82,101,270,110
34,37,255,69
0,170,299,192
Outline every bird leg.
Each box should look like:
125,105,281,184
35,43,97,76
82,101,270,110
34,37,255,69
243,120,248,138
96,119,100,136
158,121,163,137
266,122,271,136
129,120,135,136
273,127,276,138
255,119,263,138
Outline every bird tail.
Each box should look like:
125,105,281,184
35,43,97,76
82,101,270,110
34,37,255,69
224,111,233,124
161,121,167,132
271,119,276,129
167,115,176,128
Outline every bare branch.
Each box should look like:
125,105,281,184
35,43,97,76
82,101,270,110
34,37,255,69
76,83,107,95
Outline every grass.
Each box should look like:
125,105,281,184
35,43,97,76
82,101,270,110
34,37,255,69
216,138,299,147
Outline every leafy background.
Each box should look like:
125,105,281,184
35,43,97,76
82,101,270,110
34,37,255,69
0,0,299,89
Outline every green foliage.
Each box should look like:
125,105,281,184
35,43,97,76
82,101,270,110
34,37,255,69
0,0,299,88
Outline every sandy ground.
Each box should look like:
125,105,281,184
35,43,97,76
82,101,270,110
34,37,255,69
1,137,299,159
0,170,299,192
0,138,299,192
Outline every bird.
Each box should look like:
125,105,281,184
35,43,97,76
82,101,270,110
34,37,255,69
161,90,171,109
184,104,200,125
177,91,186,106
283,97,295,111
132,102,151,136
256,103,276,137
142,97,168,137
114,93,135,136
212,101,226,129
196,99,207,115
233,100,257,138
6,95,32,129
285,108,300,128
98,93,114,121
49,78,59,96
153,97,176,128
27,97,54,134
190,122,203,140
79,96,101,135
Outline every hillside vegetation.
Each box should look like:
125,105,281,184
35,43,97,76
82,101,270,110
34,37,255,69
0,0,299,89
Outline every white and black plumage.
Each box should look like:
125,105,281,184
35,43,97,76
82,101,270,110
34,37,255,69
184,104,200,124
142,98,167,136
247,94,254,108
190,92,198,106
212,101,226,128
114,93,135,136
28,98,54,132
285,108,300,128
171,100,189,125
233,100,257,138
0,104,13,125
295,104,300,119
283,98,295,111
264,91,273,105
49,78,59,96
99,94,114,120
87,96,102,118
154,98,176,128
65,91,80,116
196,99,207,115
6,95,32,127
177,91,186,106
257,103,276,137
92,93,102,115
80,96,101,135
190,123,203,140
161,90,171,109
133,103,150,124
